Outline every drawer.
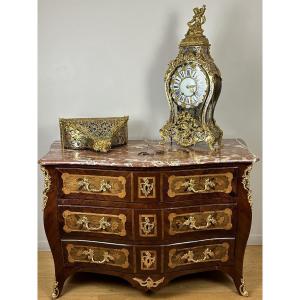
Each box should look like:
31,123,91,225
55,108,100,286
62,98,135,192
135,246,162,274
163,167,238,203
63,241,133,273
57,168,131,202
58,206,132,240
165,238,234,272
165,205,236,239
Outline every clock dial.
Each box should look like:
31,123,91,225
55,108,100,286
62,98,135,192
170,64,209,108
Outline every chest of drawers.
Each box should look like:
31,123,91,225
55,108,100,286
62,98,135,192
39,139,257,298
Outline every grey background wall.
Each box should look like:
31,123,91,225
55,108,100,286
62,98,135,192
38,0,262,249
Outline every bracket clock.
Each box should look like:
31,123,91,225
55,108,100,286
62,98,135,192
160,5,223,150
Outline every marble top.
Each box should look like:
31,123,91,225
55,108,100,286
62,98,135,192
39,139,258,168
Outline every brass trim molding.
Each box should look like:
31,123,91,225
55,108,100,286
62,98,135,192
141,250,157,270
132,276,165,289
51,281,59,299
138,177,156,198
239,277,249,297
168,172,233,197
66,244,129,269
242,165,253,208
168,208,232,235
61,173,126,198
63,210,127,236
168,242,229,268
139,214,157,237
41,166,51,210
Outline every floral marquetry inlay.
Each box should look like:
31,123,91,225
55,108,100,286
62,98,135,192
168,242,229,268
168,208,232,235
141,250,157,270
168,172,233,197
66,244,129,269
63,210,127,236
61,173,126,198
138,177,156,198
139,215,157,237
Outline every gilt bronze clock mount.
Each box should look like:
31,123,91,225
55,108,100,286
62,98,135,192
160,5,223,150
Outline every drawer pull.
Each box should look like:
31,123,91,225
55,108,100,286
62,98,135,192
183,214,217,230
78,178,112,193
181,248,215,263
77,216,111,231
82,249,114,264
182,178,215,193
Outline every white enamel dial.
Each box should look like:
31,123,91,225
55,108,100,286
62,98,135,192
170,64,209,108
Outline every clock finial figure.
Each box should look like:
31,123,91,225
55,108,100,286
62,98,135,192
180,5,209,48
187,6,206,29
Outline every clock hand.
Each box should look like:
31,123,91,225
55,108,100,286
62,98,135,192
186,85,197,94
186,85,196,89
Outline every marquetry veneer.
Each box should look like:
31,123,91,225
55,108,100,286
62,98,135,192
39,139,257,298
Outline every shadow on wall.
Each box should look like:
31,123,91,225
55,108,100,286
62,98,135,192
145,13,179,140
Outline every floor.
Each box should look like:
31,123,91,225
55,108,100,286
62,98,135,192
38,245,262,300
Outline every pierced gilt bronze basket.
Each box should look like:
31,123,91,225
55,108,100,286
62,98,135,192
59,116,128,152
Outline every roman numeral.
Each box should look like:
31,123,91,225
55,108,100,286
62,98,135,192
179,71,185,78
175,76,181,83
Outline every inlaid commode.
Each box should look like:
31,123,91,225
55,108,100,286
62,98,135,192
39,139,257,298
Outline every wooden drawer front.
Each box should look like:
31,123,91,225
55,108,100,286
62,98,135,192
58,168,131,201
65,243,131,271
168,208,233,236
63,210,126,236
59,206,132,240
166,240,233,271
163,168,237,203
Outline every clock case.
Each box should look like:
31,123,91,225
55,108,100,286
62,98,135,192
160,6,223,150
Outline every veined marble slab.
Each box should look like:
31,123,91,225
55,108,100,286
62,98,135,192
39,139,258,167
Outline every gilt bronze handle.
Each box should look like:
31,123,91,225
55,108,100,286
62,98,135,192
181,248,215,263
183,214,217,230
82,249,114,264
181,178,215,193
77,216,111,231
78,177,112,193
